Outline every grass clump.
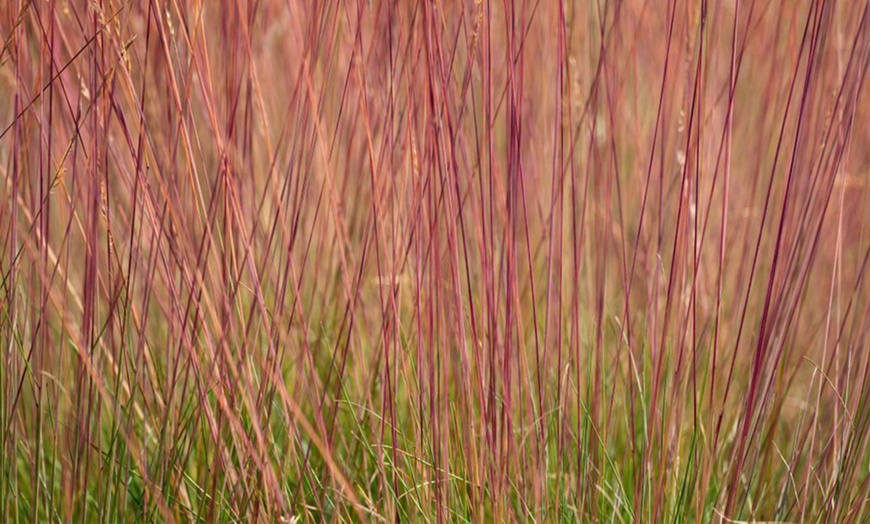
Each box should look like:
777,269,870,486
3,0,870,521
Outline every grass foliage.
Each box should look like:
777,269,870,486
3,0,870,521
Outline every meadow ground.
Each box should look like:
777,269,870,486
2,0,870,521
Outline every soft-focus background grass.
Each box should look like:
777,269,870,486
2,0,870,521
